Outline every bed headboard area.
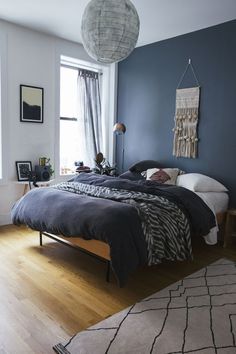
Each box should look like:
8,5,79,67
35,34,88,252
117,19,236,207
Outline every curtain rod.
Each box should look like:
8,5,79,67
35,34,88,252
61,62,103,75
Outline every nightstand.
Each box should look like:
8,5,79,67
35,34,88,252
224,209,236,247
15,179,55,196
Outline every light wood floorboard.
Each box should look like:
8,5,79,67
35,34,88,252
0,225,236,353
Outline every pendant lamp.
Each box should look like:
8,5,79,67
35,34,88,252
81,0,140,64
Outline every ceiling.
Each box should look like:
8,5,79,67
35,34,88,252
0,0,235,47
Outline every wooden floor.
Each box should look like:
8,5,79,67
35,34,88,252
1,225,236,354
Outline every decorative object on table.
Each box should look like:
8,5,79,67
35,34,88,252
20,85,44,123
35,165,51,182
41,157,54,176
94,152,116,176
54,258,236,354
113,122,126,172
173,59,200,158
16,161,32,181
35,157,54,181
81,0,140,64
39,157,50,166
74,161,91,173
76,167,91,173
74,161,84,168
27,170,39,189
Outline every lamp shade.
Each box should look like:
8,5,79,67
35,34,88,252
81,0,140,64
113,122,126,135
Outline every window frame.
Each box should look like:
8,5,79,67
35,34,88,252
54,53,117,180
59,62,102,176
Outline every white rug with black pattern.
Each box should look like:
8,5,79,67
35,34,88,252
54,258,236,354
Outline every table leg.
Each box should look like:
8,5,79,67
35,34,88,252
23,184,28,196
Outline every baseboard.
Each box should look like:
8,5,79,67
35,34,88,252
0,213,12,226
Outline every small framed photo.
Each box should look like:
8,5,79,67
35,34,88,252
20,85,44,123
16,161,32,181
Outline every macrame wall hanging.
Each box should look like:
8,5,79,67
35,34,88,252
173,59,200,158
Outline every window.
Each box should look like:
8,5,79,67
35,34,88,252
60,65,90,175
60,66,79,175
59,56,117,177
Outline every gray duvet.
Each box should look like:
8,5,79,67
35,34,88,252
11,173,215,286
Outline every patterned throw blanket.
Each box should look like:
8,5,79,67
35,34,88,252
53,182,192,265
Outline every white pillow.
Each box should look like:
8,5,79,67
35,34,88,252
176,173,228,192
146,168,180,185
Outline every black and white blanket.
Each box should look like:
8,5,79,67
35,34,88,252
54,181,191,267
11,173,216,286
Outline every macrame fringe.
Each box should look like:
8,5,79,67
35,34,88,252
173,87,200,159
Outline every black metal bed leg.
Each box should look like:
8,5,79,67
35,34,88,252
39,231,112,284
106,261,110,282
39,232,43,246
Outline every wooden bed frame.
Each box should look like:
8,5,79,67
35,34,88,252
216,212,226,226
39,212,226,282
40,231,111,281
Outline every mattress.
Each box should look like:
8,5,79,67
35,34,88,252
195,192,228,245
195,192,229,214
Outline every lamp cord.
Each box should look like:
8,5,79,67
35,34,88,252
122,134,125,173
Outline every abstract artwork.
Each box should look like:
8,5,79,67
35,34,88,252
20,85,43,123
16,161,32,181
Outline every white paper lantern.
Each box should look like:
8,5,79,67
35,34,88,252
81,0,140,64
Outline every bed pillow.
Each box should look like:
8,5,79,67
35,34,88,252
129,160,162,173
119,170,144,181
146,168,180,185
176,173,228,192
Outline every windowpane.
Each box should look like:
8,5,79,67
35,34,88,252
60,65,81,175
60,66,78,118
60,119,82,175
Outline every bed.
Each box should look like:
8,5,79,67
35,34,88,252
195,192,229,215
11,167,224,286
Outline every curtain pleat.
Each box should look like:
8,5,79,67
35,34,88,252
77,69,102,167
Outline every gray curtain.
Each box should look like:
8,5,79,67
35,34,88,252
78,69,102,167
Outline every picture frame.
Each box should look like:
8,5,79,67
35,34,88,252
20,85,44,123
16,161,32,181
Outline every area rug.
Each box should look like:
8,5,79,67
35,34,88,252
53,258,236,354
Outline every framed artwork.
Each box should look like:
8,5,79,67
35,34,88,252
16,161,32,181
20,85,44,123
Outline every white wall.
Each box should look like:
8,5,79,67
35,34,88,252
0,19,116,225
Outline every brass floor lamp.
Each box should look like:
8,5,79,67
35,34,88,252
113,122,126,172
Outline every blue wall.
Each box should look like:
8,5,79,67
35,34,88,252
117,20,236,206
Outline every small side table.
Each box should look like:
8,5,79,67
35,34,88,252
15,179,55,197
224,209,236,247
